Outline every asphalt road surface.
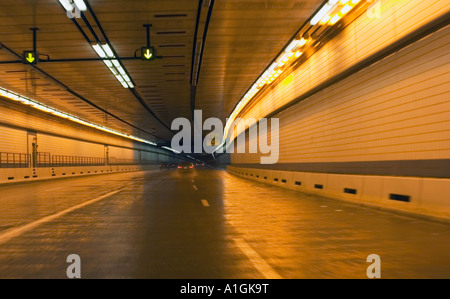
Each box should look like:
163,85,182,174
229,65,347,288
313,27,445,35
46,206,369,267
0,169,448,278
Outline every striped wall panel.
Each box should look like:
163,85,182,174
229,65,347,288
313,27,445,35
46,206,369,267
231,24,450,168
37,133,105,157
0,125,27,153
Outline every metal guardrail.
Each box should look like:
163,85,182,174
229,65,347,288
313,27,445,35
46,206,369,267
0,152,161,168
52,155,106,167
0,152,30,168
37,152,51,168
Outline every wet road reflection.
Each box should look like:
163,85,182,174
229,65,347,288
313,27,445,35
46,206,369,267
0,169,448,278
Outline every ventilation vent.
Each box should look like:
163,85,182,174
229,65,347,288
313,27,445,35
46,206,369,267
389,194,410,202
154,13,188,18
314,184,324,189
157,31,187,35
344,188,357,194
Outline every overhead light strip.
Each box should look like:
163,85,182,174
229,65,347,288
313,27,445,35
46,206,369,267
0,87,156,146
310,0,361,26
221,37,308,142
91,43,134,89
162,146,181,154
58,0,87,12
58,1,134,89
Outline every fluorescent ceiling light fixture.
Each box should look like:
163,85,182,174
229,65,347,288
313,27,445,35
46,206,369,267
162,146,181,154
329,14,341,25
285,39,300,53
73,0,87,11
117,66,126,75
104,60,113,68
285,38,308,53
0,87,157,146
311,0,360,26
59,0,74,11
310,3,334,25
92,44,107,58
112,60,121,67
298,38,308,47
115,75,125,82
91,43,135,89
320,14,332,24
102,44,115,58
341,4,352,15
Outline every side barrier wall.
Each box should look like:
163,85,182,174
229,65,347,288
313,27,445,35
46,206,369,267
0,164,160,185
227,165,450,222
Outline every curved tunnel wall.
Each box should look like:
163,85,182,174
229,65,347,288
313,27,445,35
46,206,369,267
228,1,450,220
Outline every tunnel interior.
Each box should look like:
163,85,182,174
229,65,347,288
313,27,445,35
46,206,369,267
0,0,449,281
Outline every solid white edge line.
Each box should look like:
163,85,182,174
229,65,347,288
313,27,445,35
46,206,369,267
233,237,283,279
0,187,127,245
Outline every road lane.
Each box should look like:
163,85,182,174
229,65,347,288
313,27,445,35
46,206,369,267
0,168,448,278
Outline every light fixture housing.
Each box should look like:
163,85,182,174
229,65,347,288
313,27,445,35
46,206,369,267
91,43,135,89
73,0,87,11
58,0,73,12
310,0,360,26
59,0,87,12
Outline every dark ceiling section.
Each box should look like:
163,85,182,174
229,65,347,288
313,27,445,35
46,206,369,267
189,0,216,120
0,0,325,145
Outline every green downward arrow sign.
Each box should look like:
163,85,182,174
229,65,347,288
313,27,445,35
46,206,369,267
144,49,152,59
26,53,36,63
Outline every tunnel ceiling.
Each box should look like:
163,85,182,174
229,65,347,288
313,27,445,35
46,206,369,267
0,0,323,144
